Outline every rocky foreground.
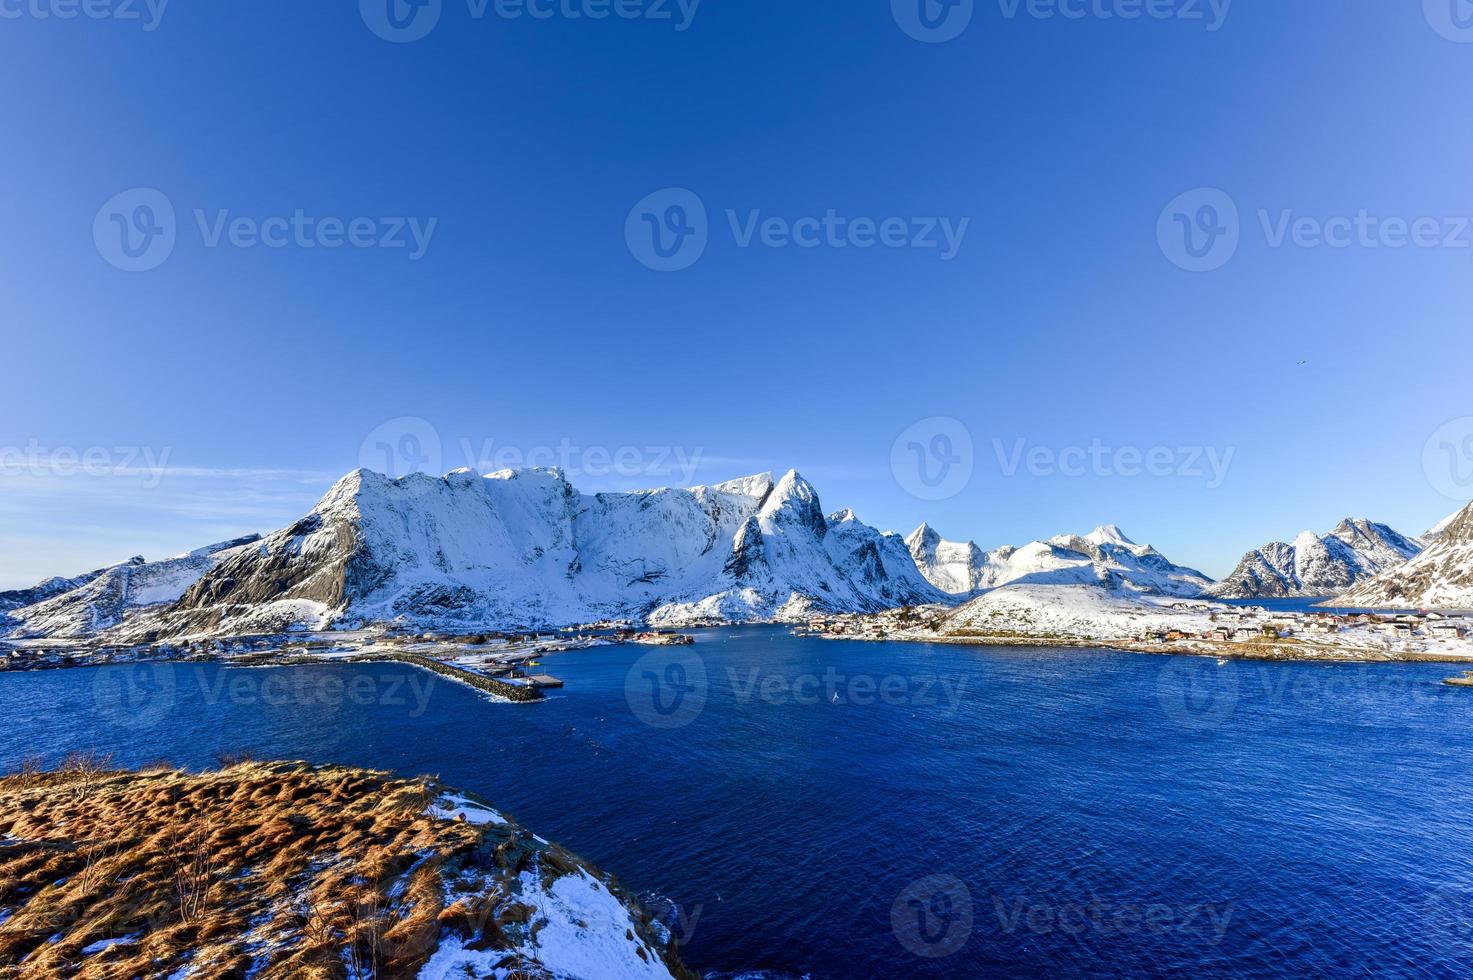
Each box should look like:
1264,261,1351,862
0,759,693,979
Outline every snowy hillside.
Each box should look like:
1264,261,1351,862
936,582,1215,642
1208,519,1421,599
905,522,1213,599
0,565,111,615
2,536,261,638
1329,502,1473,609
114,467,949,638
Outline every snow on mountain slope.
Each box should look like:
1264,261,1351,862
1423,511,1459,545
905,523,1213,599
903,524,989,594
1208,519,1422,599
124,467,949,638
936,582,1215,643
1329,502,1473,609
4,535,261,638
0,564,113,615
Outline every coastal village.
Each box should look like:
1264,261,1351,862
795,586,1473,667
0,624,699,701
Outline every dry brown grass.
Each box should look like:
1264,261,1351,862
0,760,692,979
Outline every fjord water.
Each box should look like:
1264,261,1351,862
4,628,1473,978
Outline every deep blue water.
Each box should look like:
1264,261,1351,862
1213,597,1419,616
4,627,1473,978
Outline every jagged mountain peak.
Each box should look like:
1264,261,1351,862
1209,517,1423,600
711,472,775,500
910,523,1210,600
1085,524,1135,547
1292,529,1325,552
758,469,827,537
18,466,948,640
1329,500,1473,609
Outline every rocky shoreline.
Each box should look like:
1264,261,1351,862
0,760,694,978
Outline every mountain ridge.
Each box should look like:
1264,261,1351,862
905,522,1214,599
29,467,949,640
1328,501,1473,609
1207,518,1422,599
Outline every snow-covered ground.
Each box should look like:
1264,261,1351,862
809,583,1473,662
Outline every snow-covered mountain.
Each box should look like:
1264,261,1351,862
2,536,261,638
905,523,1213,599
1329,502,1473,609
105,467,949,639
0,565,112,615
1206,519,1422,599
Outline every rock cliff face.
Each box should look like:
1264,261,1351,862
69,467,950,639
906,523,1213,599
1329,502,1473,609
1208,519,1422,599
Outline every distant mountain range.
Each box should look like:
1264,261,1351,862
1206,520,1424,600
38,468,946,640
1329,500,1473,609
1,537,260,638
2,465,1467,640
906,523,1213,599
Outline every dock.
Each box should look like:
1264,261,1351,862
501,674,565,689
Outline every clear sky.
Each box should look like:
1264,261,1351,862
3,1,1473,589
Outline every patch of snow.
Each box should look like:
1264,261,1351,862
428,794,506,826
82,934,137,954
521,868,675,980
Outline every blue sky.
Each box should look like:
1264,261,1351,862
3,1,1473,588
